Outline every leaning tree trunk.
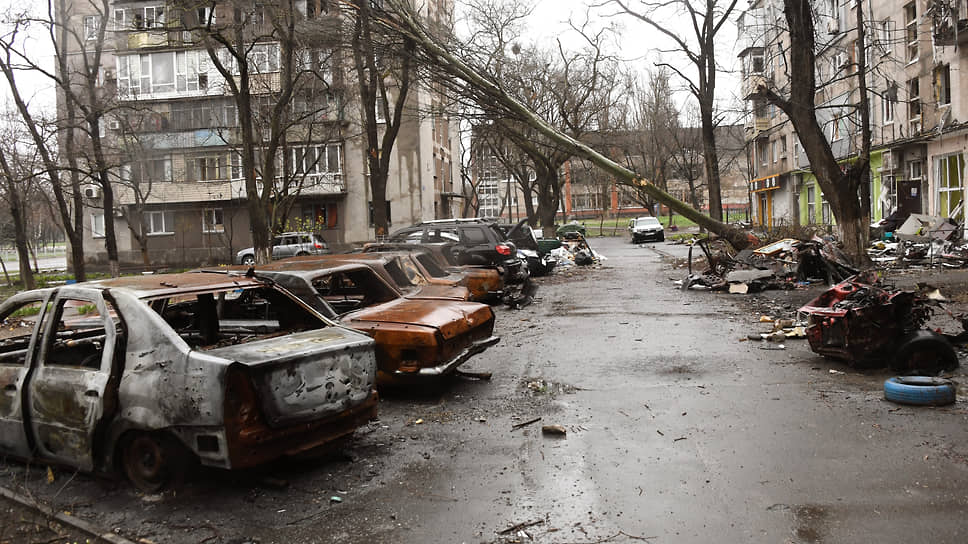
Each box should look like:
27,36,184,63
382,0,755,251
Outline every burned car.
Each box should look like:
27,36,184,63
214,262,500,383
362,243,503,302
798,272,959,374
0,273,378,491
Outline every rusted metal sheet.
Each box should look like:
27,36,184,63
362,243,507,300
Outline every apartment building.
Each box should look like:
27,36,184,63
58,0,460,268
738,0,967,231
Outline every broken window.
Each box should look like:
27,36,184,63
202,208,224,233
937,153,965,223
806,185,816,224
416,254,449,278
935,64,951,105
44,299,120,370
312,270,398,314
154,286,327,349
905,2,918,61
0,300,49,366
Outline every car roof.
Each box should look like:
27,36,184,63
85,272,267,299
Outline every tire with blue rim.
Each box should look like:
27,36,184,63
883,376,956,406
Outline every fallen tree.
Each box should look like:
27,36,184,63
379,0,754,250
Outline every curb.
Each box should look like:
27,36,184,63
0,485,138,544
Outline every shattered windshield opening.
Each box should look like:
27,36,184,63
311,269,399,315
151,286,327,350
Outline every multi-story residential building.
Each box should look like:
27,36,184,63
738,0,968,232
58,0,460,268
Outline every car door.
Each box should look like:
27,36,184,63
458,226,492,265
26,289,120,471
271,236,288,259
0,293,53,459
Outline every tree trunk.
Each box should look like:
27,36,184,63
700,104,723,221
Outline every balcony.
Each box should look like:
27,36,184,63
742,74,770,100
127,31,168,49
933,18,968,46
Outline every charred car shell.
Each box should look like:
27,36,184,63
0,273,377,491
221,262,500,384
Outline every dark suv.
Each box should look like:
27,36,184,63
388,219,528,284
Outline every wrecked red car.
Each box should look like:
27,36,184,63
0,273,378,491
798,272,958,373
211,262,500,384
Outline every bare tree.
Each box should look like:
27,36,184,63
175,0,343,263
752,0,873,259
607,0,741,222
0,110,39,288
378,0,754,249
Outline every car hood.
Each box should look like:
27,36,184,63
402,284,471,301
343,298,493,340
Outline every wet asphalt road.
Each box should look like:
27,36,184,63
2,236,968,543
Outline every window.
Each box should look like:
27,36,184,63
188,155,228,181
290,143,342,177
908,78,921,132
750,51,764,74
908,160,922,180
368,201,391,227
779,136,788,157
757,138,768,167
130,158,171,183
146,210,175,235
935,64,951,105
197,6,215,25
92,213,105,238
821,195,832,225
170,100,236,130
937,154,966,223
882,84,897,123
461,227,488,244
771,140,778,163
806,185,816,224
202,208,224,233
114,6,166,30
306,0,330,18
876,20,892,56
44,299,116,369
0,299,48,368
905,2,918,61
83,16,100,41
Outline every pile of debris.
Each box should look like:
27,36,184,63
550,232,606,268
678,237,857,293
868,213,968,268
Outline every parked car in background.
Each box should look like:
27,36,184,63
388,219,528,284
628,216,665,243
220,262,499,383
235,232,329,265
0,273,378,491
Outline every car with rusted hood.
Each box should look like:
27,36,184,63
279,253,472,302
0,273,377,491
361,243,503,302
211,261,499,383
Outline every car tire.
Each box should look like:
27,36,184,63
658,233,665,242
121,432,192,492
891,330,959,374
296,251,309,256
883,376,956,406
241,255,256,266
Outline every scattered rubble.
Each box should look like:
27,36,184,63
677,237,857,293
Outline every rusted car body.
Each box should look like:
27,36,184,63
282,254,472,301
798,272,957,372
217,261,499,383
0,273,377,490
363,242,505,301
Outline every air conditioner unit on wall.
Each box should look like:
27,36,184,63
84,185,101,199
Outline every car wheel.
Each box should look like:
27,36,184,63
658,233,665,242
121,432,191,492
891,330,959,374
241,255,256,266
296,251,309,256
884,376,956,406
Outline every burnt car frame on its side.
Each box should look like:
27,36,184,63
214,262,500,383
0,273,378,491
